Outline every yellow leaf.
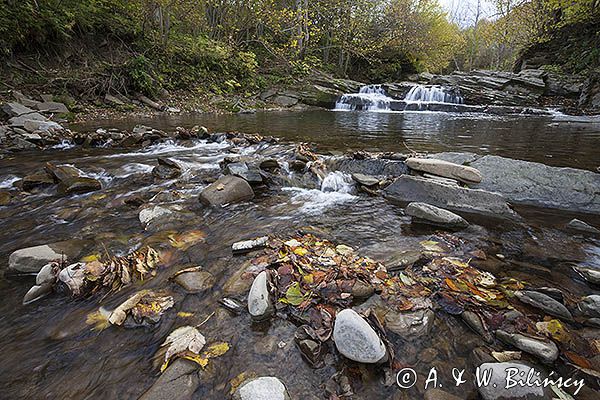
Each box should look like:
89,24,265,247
293,247,308,256
203,342,230,358
86,308,111,331
177,312,194,318
81,253,100,262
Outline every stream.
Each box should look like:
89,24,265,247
1,109,600,399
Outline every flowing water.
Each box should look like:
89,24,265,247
0,109,599,399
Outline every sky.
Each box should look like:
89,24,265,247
438,0,496,26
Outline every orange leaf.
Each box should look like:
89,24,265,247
445,278,459,291
564,351,593,369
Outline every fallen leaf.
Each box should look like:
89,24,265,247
160,326,206,372
177,311,194,318
85,307,111,331
492,350,521,362
280,282,307,306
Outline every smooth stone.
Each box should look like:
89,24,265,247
384,308,435,339
406,157,483,184
234,377,290,400
199,175,254,207
139,359,200,400
351,281,375,299
232,236,269,253
477,362,549,400
21,171,55,190
36,263,57,285
351,173,379,187
174,270,215,293
153,158,181,179
7,240,86,274
23,283,53,305
496,330,559,363
384,175,520,220
567,218,600,234
578,295,600,318
514,290,573,321
573,265,600,285
60,177,101,194
247,271,273,320
461,311,493,343
405,202,469,229
333,308,387,363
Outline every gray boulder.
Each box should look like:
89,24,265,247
138,205,181,231
578,295,600,318
9,113,47,127
234,377,290,400
139,359,200,400
406,157,483,184
247,271,273,320
496,330,559,363
477,362,549,400
573,265,600,285
199,175,254,207
514,290,573,321
384,175,519,220
432,153,600,214
174,270,215,293
333,308,387,363
7,240,87,274
327,157,408,177
351,173,380,187
33,101,69,114
224,162,263,184
405,202,469,229
2,102,36,117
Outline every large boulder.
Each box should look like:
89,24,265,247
327,157,409,177
1,102,36,117
199,175,254,207
406,157,482,184
7,240,88,274
405,202,469,229
332,309,387,363
45,163,102,195
139,359,200,400
384,175,520,220
234,377,290,400
432,153,600,214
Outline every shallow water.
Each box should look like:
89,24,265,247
0,110,599,399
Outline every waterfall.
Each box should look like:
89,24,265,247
404,85,463,104
334,85,393,111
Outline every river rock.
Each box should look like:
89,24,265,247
8,112,47,127
351,173,379,187
7,240,86,274
477,362,549,400
432,152,600,214
573,265,600,285
259,159,280,170
351,281,375,298
232,236,269,254
139,358,200,400
34,101,69,114
23,283,54,305
496,330,559,363
405,202,469,229
567,219,600,235
578,295,600,318
153,157,181,179
23,119,63,133
139,205,175,230
199,175,254,207
45,163,101,194
224,162,263,184
461,311,493,343
384,175,519,220
406,157,483,184
384,308,435,339
2,102,36,117
21,171,55,191
248,271,273,320
514,290,573,321
234,377,290,400
333,308,387,363
327,157,408,177
174,270,215,293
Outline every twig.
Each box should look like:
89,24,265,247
195,311,215,328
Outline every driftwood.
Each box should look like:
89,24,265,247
137,94,164,110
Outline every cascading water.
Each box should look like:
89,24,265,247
404,85,463,104
334,85,393,111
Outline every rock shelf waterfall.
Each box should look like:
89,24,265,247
334,84,464,111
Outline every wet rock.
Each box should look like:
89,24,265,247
477,362,549,400
174,270,215,293
223,264,253,296
405,202,469,229
384,308,435,339
327,157,408,177
351,173,379,187
139,358,200,400
433,152,600,214
224,162,263,184
232,236,269,254
514,290,573,321
248,271,273,320
21,171,55,190
199,175,254,207
8,113,47,127
384,250,425,272
57,263,86,296
7,240,86,274
573,265,600,285
496,330,559,363
234,377,290,400
385,175,519,220
2,102,36,117
34,101,69,114
153,157,181,179
272,95,299,107
461,311,493,343
23,119,63,133
0,190,12,205
23,283,53,305
578,295,600,318
36,262,58,285
259,159,280,170
60,177,102,195
290,160,307,172
139,205,176,230
333,308,387,363
351,281,375,299
567,218,600,235
407,157,483,184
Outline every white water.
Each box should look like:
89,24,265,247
284,171,355,214
334,84,463,111
404,85,463,104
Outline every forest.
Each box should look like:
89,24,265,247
1,0,599,98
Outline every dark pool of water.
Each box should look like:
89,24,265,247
73,110,600,171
